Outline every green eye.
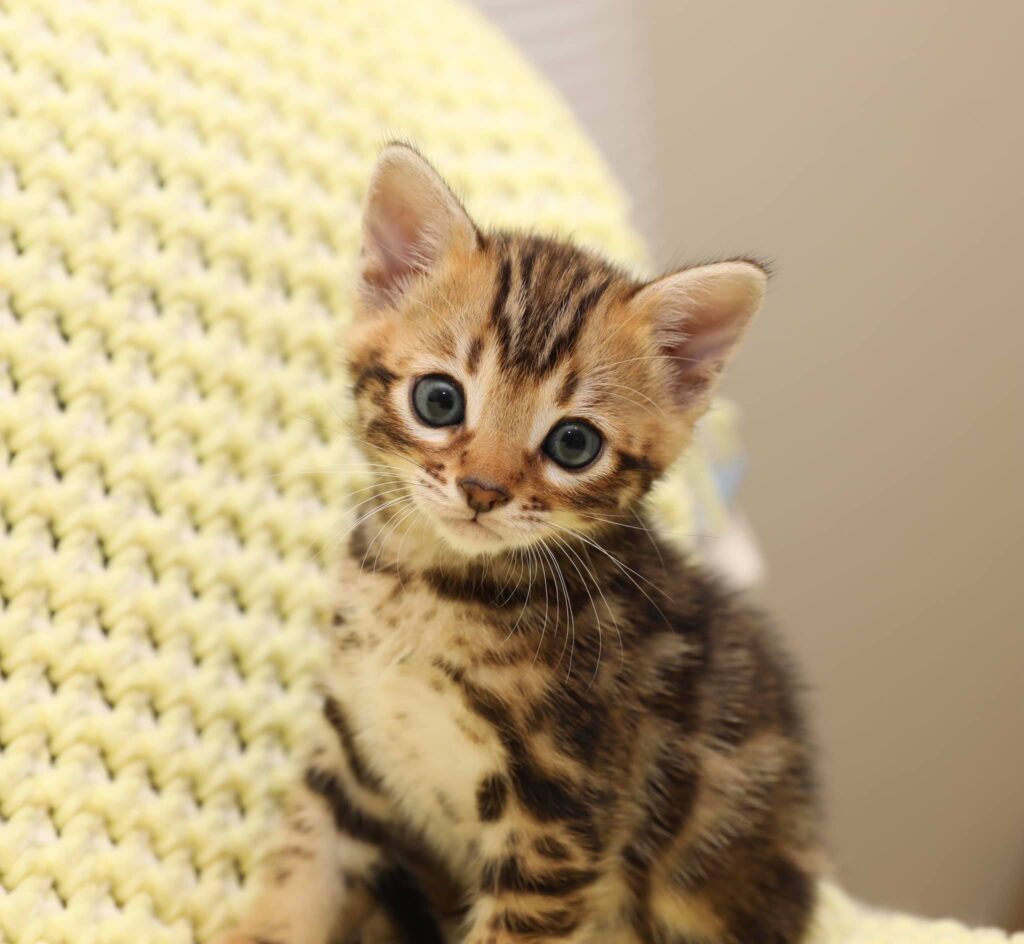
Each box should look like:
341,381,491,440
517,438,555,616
412,374,465,427
543,420,602,470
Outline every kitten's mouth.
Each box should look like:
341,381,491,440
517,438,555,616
438,514,505,547
445,515,500,536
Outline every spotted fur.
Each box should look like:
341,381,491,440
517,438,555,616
215,145,820,944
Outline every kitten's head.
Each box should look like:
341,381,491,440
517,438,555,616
348,144,765,557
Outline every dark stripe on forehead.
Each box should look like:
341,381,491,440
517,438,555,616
465,335,484,374
557,369,579,406
563,256,593,298
541,275,612,372
490,249,513,352
570,276,614,324
484,234,641,377
518,241,537,297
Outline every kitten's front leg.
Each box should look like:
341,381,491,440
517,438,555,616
464,897,587,944
213,764,387,944
461,822,601,944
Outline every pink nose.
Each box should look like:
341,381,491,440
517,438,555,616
457,478,510,514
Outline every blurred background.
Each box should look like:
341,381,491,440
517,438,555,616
474,0,1024,931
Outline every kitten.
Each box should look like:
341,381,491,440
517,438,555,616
215,144,820,944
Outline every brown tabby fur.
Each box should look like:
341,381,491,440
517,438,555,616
215,145,820,944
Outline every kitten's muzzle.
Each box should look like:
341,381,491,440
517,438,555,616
457,478,510,514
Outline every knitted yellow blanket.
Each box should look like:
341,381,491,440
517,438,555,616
0,1,1017,942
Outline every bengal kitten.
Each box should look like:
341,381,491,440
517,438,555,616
215,145,820,944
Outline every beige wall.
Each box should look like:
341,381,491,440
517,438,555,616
646,0,1024,927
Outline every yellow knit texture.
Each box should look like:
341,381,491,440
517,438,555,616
0,1,1017,943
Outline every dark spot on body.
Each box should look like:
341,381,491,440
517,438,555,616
340,869,359,889
476,773,510,821
422,567,526,608
494,908,580,938
304,767,390,846
335,626,364,647
436,660,603,843
540,686,609,765
534,835,572,861
509,755,591,825
370,864,446,944
481,855,598,897
323,696,386,794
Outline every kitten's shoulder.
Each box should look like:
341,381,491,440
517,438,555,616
638,541,811,742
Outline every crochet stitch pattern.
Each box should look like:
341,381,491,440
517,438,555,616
0,2,1019,943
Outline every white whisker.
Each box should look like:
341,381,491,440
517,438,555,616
547,521,671,630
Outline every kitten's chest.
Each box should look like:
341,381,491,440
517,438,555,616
331,583,505,858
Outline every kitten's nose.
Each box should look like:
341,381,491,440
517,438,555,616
457,478,510,514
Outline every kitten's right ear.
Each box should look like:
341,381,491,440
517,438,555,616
358,144,479,314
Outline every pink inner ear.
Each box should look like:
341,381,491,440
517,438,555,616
656,283,758,396
641,260,765,400
668,319,741,372
371,210,428,277
363,209,435,306
663,301,745,387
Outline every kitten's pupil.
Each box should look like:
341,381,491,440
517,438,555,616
562,427,586,453
413,375,464,427
428,386,454,415
544,420,602,469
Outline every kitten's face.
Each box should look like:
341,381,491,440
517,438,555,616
351,239,679,553
349,145,766,558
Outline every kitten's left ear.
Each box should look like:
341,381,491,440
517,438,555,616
635,260,768,404
358,143,480,314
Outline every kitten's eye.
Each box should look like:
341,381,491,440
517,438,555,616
543,420,602,470
412,374,465,427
